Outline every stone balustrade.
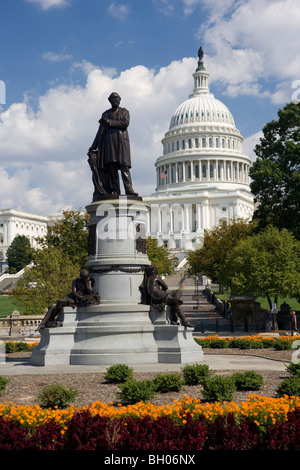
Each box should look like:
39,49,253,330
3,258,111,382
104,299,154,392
0,310,43,336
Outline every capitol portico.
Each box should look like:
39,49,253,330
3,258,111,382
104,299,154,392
143,48,254,259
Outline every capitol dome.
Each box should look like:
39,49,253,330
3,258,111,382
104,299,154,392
169,93,235,130
144,47,254,256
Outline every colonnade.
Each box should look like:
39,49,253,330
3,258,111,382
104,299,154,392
157,158,250,188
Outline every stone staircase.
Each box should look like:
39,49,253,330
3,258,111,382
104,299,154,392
165,272,233,334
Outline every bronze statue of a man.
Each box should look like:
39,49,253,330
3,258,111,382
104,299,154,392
37,269,100,330
140,265,194,328
88,92,138,198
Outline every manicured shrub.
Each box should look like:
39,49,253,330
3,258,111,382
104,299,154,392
104,364,133,383
209,338,227,348
228,338,262,349
231,371,264,390
117,379,156,404
0,376,9,394
276,376,300,397
4,341,32,353
38,384,78,408
285,361,300,377
153,373,184,393
274,339,293,350
182,364,212,385
202,375,236,401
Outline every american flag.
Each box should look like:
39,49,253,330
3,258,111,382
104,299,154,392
161,170,167,179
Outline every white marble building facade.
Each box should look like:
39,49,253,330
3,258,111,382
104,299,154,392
0,209,53,273
144,49,254,259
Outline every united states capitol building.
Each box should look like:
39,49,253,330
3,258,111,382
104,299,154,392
0,48,254,273
143,48,254,261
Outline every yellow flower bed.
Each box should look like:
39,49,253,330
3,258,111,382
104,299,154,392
196,334,300,344
1,394,300,432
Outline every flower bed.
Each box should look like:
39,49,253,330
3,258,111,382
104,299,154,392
195,335,300,350
1,336,300,450
0,394,300,450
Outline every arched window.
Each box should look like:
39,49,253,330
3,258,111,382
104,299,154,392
188,164,191,179
202,164,207,178
195,164,199,178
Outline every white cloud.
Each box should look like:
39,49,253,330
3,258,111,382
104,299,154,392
153,0,175,16
196,0,300,102
27,0,71,10
0,58,195,214
107,2,130,20
42,50,72,62
243,131,263,161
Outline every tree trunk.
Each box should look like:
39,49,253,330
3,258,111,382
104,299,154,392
266,292,272,310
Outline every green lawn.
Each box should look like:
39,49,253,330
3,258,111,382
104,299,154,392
0,296,25,317
211,289,300,311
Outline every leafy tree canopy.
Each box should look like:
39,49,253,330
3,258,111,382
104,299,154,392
146,237,175,276
186,218,254,284
250,101,300,239
37,210,89,268
13,246,80,315
6,235,33,274
221,226,300,309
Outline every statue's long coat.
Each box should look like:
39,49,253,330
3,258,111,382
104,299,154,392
91,106,131,169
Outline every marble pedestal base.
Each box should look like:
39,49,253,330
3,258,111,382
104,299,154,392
31,304,203,366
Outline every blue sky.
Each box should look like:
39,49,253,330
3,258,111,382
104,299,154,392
0,0,300,215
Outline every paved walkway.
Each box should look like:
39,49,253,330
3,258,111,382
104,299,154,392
0,352,287,376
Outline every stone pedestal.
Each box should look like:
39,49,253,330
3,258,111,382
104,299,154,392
31,197,202,366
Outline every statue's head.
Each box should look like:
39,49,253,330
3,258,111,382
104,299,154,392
147,265,158,276
80,269,89,279
108,92,121,107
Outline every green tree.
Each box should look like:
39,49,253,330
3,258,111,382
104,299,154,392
13,246,80,315
250,101,300,239
186,219,254,286
38,210,89,268
6,235,33,273
146,237,175,275
221,226,300,309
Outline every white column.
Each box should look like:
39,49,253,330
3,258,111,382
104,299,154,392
181,204,185,231
204,201,210,230
169,206,174,232
184,204,191,232
191,160,194,181
196,203,202,231
175,162,178,183
182,161,186,182
158,206,162,232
